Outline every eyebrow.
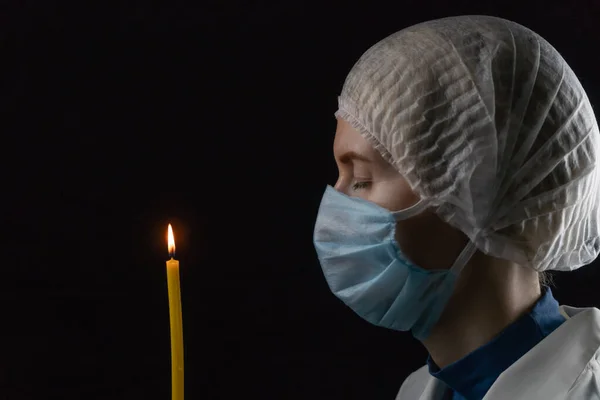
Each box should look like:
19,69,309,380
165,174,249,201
338,150,371,164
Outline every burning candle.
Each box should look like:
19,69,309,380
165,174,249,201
167,224,184,400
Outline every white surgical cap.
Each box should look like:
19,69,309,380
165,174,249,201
335,15,600,272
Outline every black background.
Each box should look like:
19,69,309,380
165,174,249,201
3,1,600,399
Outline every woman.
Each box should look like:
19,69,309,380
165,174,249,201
313,16,600,399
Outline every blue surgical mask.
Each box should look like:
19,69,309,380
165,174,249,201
313,185,477,340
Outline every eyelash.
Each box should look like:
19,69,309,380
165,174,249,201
351,181,371,191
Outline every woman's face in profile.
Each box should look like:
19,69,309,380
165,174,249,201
333,117,468,270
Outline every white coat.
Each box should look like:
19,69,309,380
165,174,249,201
395,306,600,399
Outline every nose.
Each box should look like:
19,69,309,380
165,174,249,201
333,178,348,195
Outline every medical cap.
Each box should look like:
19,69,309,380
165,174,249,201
336,15,600,272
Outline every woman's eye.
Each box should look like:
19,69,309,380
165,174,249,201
351,181,371,191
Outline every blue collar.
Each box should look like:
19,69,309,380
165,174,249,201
427,288,565,399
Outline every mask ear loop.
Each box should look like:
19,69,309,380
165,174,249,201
391,198,482,274
449,242,479,275
391,199,433,221
449,229,486,275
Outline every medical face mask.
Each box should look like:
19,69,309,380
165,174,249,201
313,185,478,340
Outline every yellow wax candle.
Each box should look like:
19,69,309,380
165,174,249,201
167,224,184,400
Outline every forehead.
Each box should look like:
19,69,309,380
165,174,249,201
333,118,381,159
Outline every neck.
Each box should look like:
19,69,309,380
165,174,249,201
422,254,542,368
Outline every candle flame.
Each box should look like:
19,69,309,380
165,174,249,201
168,224,176,257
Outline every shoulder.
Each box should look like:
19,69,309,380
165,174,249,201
395,365,430,400
486,306,600,399
563,307,600,398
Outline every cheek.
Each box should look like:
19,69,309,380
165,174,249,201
394,214,433,267
369,178,420,211
394,213,469,270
